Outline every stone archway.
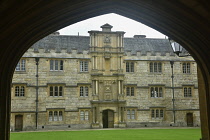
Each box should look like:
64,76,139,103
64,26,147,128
0,1,210,140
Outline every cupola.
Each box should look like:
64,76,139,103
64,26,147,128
100,23,113,32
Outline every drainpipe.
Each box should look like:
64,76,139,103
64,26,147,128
170,61,176,125
35,57,39,129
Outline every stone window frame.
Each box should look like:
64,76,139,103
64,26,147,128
125,61,135,72
79,85,89,97
49,59,64,71
149,86,164,98
149,61,162,73
126,108,137,120
183,86,194,97
182,62,191,74
12,84,27,98
79,109,90,121
15,59,26,71
150,108,165,120
48,85,64,97
79,60,89,72
47,109,64,122
125,86,136,96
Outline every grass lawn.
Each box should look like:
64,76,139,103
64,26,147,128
10,129,201,140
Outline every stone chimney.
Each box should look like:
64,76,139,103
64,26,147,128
101,23,113,32
133,35,146,38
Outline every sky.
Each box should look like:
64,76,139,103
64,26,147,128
59,13,166,38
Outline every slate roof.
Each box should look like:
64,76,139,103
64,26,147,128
31,35,173,54
124,38,173,55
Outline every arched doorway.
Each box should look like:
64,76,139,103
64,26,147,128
15,115,23,131
1,1,210,140
102,109,114,128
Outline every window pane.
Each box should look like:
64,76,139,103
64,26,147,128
60,60,63,70
80,111,84,120
16,62,20,71
50,86,53,96
150,63,153,72
183,63,186,73
15,86,19,96
49,111,53,121
54,111,58,121
80,87,84,96
154,62,157,72
80,61,84,72
126,87,130,96
20,86,25,96
151,87,154,97
151,109,155,118
85,111,89,120
84,61,88,72
159,87,163,97
156,109,159,118
131,87,134,96
21,59,26,71
187,63,190,73
55,60,58,70
54,86,58,96
127,110,131,119
59,86,63,96
50,60,54,70
160,109,164,118
126,62,129,72
184,87,187,97
188,87,192,97
155,87,158,97
85,87,88,96
59,111,63,121
158,63,162,72
131,110,135,119
130,62,134,72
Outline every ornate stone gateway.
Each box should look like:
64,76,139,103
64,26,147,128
102,109,114,128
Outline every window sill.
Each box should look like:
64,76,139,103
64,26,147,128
79,97,89,99
150,97,164,99
149,73,162,75
48,121,64,124
79,71,89,73
12,97,27,100
49,96,65,100
14,71,27,74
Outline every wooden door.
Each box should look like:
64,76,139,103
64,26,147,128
103,110,114,128
187,113,193,127
15,115,23,131
108,110,114,128
103,110,108,128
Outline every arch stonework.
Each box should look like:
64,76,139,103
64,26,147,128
0,1,210,139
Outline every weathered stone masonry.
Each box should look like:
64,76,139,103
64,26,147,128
10,24,199,131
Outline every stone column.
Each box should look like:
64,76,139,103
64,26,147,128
118,80,121,94
95,56,97,69
96,80,98,95
92,56,95,69
92,107,96,123
198,66,210,140
118,107,121,122
122,107,125,122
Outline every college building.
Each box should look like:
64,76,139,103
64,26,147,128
10,24,200,131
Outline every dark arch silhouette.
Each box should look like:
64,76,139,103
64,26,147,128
0,1,210,139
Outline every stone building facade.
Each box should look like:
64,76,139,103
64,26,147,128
10,24,200,131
